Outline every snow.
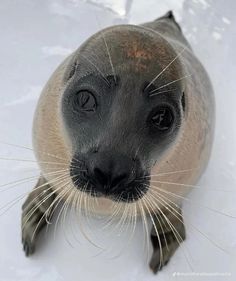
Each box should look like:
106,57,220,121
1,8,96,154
0,0,236,280
212,31,222,41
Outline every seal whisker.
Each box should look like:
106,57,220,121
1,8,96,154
123,199,133,235
150,179,235,192
149,88,177,96
81,54,110,86
141,192,164,269
0,173,70,217
133,142,143,161
129,197,137,244
0,156,76,167
149,188,230,255
45,188,70,229
0,168,70,193
83,183,96,236
53,186,74,241
73,190,83,241
145,46,188,90
125,197,138,248
31,185,72,243
102,195,123,230
89,190,97,215
115,201,129,236
111,198,138,259
62,189,76,249
109,201,133,259
0,141,71,163
137,191,150,262
44,190,70,238
40,187,71,234
97,19,117,84
146,190,194,271
149,183,236,218
83,184,98,241
102,194,122,230
0,193,28,217
23,177,74,231
45,181,74,230
144,195,169,251
150,74,192,96
140,167,200,178
75,184,104,249
68,184,82,245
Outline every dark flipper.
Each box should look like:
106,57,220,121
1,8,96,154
21,176,55,256
149,207,186,274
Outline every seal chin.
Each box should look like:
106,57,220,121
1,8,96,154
69,150,150,203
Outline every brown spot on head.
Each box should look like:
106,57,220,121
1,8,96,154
126,43,153,60
125,41,154,72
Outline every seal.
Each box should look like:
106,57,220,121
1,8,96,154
21,11,215,273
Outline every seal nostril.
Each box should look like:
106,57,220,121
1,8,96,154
93,167,108,185
111,173,128,189
91,147,99,153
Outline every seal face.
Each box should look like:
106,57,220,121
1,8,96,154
61,26,185,203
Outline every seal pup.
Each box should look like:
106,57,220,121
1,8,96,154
22,11,215,273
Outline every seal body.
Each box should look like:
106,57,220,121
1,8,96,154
33,16,214,214
22,11,215,272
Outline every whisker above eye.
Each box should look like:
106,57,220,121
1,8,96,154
149,88,177,97
149,74,192,96
145,46,188,91
94,16,117,85
81,54,110,86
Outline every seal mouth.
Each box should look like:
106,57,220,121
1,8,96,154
70,175,149,203
69,153,150,203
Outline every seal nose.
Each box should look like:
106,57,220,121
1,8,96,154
70,150,149,201
88,151,132,191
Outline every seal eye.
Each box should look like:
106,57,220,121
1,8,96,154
75,90,96,112
151,106,174,131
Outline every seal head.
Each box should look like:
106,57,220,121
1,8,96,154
61,25,185,203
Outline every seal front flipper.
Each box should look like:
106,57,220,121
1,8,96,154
149,207,186,274
21,176,55,256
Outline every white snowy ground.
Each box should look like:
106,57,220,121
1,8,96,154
0,0,235,280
